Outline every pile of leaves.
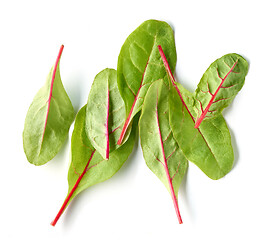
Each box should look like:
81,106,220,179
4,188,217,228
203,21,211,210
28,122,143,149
23,20,249,225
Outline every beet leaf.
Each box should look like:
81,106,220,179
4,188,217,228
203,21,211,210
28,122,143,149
169,83,234,179
85,69,131,159
194,53,249,128
23,45,74,165
117,20,177,145
139,79,188,224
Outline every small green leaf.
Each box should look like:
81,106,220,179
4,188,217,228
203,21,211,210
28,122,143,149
23,45,74,165
85,69,130,159
117,19,177,144
194,53,249,128
139,79,188,224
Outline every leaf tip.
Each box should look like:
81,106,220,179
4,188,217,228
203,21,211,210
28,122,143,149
58,45,64,57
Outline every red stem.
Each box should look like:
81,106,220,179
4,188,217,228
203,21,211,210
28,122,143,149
117,97,135,145
50,150,96,226
42,45,64,141
117,56,150,145
194,60,238,128
155,88,183,224
164,163,183,224
158,45,195,122
105,86,110,159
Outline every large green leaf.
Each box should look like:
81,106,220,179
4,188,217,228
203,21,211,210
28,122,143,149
194,53,249,128
23,45,74,165
139,80,188,224
51,105,137,226
117,19,177,144
85,69,130,159
169,83,234,180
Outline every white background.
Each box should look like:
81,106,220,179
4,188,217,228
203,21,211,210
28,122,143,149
1,0,269,239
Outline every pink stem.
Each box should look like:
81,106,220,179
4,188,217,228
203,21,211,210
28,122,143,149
194,60,238,128
158,45,195,122
42,45,64,141
51,150,96,226
117,57,150,145
117,98,135,145
105,86,110,159
164,163,183,224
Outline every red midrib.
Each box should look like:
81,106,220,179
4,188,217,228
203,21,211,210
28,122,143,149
117,90,138,145
155,88,183,224
158,45,195,122
194,60,238,128
51,150,96,226
105,85,110,159
41,45,64,142
117,57,150,145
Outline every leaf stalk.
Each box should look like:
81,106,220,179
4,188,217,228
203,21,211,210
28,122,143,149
50,150,96,226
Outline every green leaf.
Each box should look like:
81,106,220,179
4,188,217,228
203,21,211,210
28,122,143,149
23,45,74,165
139,79,188,224
51,105,137,226
85,69,130,159
117,19,177,144
169,83,234,180
194,53,249,128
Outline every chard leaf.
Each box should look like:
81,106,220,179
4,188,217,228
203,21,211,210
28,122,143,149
51,105,136,226
23,45,74,165
117,19,177,144
139,79,188,224
194,53,249,128
85,69,130,159
169,83,234,180
158,45,234,179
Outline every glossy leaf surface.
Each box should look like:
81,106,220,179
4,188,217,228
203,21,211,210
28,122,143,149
23,45,74,165
194,53,249,128
51,105,136,226
139,80,188,223
85,69,130,159
117,19,177,144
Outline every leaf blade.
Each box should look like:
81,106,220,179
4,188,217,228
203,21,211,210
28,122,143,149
139,79,188,223
23,45,74,165
169,85,234,179
117,20,177,144
85,69,130,159
194,53,249,127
